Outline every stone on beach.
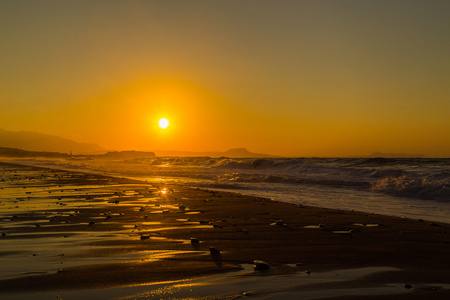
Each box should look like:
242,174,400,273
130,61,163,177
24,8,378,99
209,247,220,255
272,219,285,226
191,238,201,250
254,260,270,271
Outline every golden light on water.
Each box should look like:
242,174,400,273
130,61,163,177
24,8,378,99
158,118,170,129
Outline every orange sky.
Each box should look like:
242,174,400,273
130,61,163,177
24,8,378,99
1,1,449,157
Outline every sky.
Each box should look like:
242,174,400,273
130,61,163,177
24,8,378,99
1,0,449,157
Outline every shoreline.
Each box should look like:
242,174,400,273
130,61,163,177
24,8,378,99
3,157,450,225
1,161,450,299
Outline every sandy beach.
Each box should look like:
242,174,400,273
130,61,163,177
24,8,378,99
1,161,450,299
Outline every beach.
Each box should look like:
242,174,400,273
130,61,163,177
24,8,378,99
1,161,450,299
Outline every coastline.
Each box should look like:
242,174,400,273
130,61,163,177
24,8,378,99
1,161,450,299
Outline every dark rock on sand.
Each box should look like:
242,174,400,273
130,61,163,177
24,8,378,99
254,260,270,271
191,238,200,250
275,220,285,226
209,247,220,255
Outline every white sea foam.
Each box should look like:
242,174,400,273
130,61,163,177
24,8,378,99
3,157,450,223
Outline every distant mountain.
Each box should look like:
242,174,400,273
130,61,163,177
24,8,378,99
0,128,104,154
360,151,425,158
221,148,278,158
154,148,279,158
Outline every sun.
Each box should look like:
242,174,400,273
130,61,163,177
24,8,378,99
158,118,170,129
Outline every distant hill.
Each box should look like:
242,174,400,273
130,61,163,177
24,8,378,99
155,148,279,158
0,128,104,154
97,150,156,159
0,128,275,158
0,147,69,158
221,148,278,158
0,147,156,160
357,151,426,158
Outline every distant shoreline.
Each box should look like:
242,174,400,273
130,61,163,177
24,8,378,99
0,146,435,159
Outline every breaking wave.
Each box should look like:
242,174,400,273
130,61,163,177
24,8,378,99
11,156,450,202
209,158,450,201
5,156,450,224
371,173,450,201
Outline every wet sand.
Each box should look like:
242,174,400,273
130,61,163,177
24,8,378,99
1,161,450,299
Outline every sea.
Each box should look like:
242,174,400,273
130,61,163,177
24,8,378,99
3,157,450,224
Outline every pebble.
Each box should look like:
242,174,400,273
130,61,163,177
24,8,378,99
254,260,270,271
209,247,220,255
275,220,285,226
403,284,412,289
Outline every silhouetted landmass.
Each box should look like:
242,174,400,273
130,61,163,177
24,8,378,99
0,147,156,160
0,129,276,158
0,147,69,158
0,128,104,154
97,151,156,159
155,148,279,158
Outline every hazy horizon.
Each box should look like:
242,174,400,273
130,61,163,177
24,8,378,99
0,127,431,158
1,1,449,157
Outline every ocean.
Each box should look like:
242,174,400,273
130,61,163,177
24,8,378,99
4,157,450,224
